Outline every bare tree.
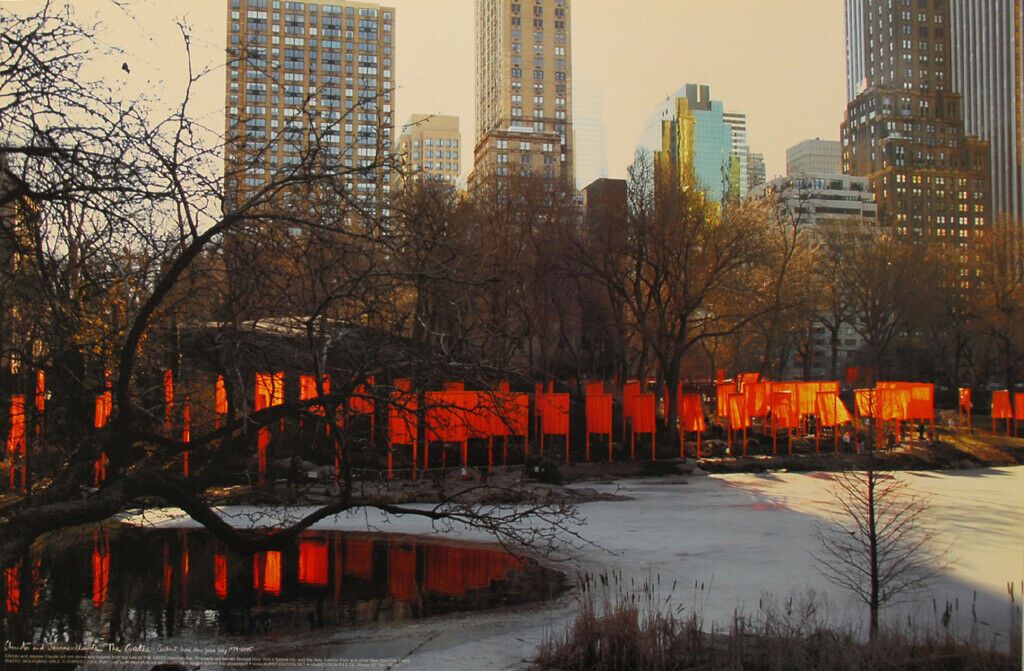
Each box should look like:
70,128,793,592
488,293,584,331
813,462,945,635
0,3,585,594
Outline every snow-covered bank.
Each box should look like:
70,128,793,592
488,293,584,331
121,467,1024,670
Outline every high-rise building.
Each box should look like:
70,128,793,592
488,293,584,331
841,0,991,248
723,111,750,201
638,84,741,204
472,0,574,186
394,114,462,186
747,152,766,191
224,0,396,211
786,138,842,176
949,0,1024,225
845,0,867,102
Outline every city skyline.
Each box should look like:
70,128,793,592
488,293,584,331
53,0,847,184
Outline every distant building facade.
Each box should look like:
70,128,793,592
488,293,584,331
723,111,750,201
747,152,766,191
394,114,462,186
472,0,574,186
639,84,742,204
786,138,842,176
756,173,877,227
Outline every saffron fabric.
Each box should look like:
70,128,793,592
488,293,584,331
728,393,750,429
716,382,737,418
632,393,656,434
678,393,706,432
772,391,797,429
215,375,228,415
815,392,852,427
586,393,613,434
540,393,570,435
992,390,1013,419
958,387,972,411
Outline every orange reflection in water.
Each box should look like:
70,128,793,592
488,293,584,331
298,540,329,586
387,544,417,602
252,551,282,596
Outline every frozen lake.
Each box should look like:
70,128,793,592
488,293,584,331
116,466,1024,669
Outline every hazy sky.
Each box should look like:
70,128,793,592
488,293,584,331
18,0,847,183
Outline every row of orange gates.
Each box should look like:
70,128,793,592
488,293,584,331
4,370,1024,491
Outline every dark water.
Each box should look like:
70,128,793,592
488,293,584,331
1,525,565,666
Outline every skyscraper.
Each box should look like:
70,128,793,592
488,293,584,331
723,111,750,201
472,0,574,186
224,0,395,210
949,0,1024,225
841,0,990,247
845,0,867,102
394,114,462,186
638,84,740,204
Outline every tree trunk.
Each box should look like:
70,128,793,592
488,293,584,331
867,467,880,637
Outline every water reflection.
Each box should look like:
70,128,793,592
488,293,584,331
2,526,564,649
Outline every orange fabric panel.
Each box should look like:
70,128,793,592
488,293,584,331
215,375,228,415
425,391,465,443
728,393,750,429
816,392,852,427
738,372,760,388
299,375,317,401
389,387,418,446
1014,393,1024,421
908,383,934,420
182,400,191,444
716,382,736,418
93,395,107,429
678,393,706,433
4,565,18,614
252,551,282,596
91,547,109,609
463,391,492,440
854,389,877,418
632,393,656,434
878,388,911,421
298,539,329,586
959,388,972,411
772,392,798,429
992,390,1013,419
214,553,228,600
715,369,726,384
489,392,528,436
745,382,771,417
350,379,375,415
34,371,45,414
254,373,275,411
388,544,418,602
584,381,605,396
163,369,174,406
496,380,511,393
622,381,641,420
540,393,570,436
7,395,26,452
586,393,613,434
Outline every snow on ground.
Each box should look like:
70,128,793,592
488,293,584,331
122,467,1024,670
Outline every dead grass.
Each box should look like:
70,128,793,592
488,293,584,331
534,573,1022,671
